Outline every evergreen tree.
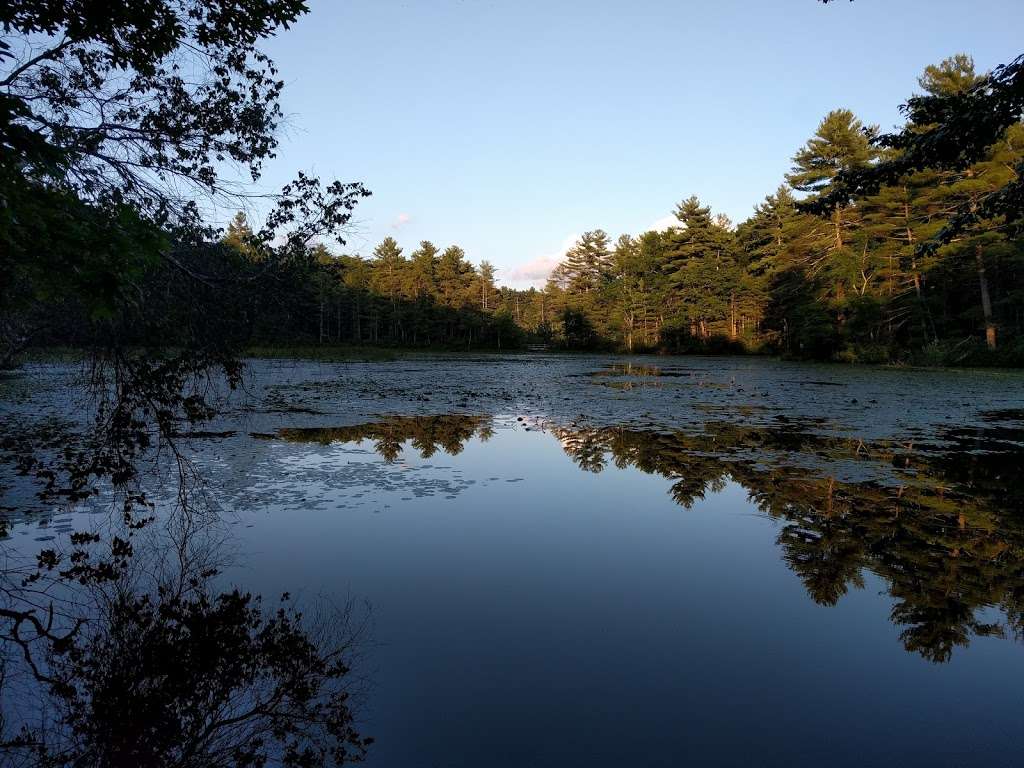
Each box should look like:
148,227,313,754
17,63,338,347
787,109,879,197
736,186,807,278
408,240,440,299
372,237,405,338
787,109,881,329
437,246,474,307
478,261,497,311
372,237,405,301
222,211,258,259
610,234,643,351
910,55,1018,350
637,230,672,344
563,230,612,295
739,187,825,353
919,54,984,98
931,124,1024,349
663,196,738,339
857,170,945,345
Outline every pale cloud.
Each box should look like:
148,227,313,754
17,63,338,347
650,214,680,232
503,214,682,289
503,232,580,288
391,212,411,229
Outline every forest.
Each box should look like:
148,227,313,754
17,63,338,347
4,49,1024,365
18,55,1024,364
282,54,1023,365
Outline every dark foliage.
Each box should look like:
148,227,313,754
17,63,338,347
1,3,375,763
4,587,370,768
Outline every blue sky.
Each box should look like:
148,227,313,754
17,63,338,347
248,0,1024,287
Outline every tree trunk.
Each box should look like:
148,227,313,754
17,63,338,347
976,244,997,350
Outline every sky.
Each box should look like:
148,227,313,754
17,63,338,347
245,0,1024,288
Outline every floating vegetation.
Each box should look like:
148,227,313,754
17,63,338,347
593,363,692,378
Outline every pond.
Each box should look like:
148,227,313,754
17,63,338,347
3,354,1024,766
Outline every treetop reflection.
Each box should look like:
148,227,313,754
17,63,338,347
268,415,494,463
270,414,1024,663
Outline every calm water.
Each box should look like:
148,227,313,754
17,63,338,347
230,418,1023,767
4,356,1024,766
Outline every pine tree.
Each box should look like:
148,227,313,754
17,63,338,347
372,237,405,339
787,109,880,323
932,123,1024,349
736,186,808,277
408,240,439,299
372,237,405,300
339,254,373,342
222,211,257,259
788,110,879,197
610,234,641,351
911,54,1017,349
855,58,978,348
478,261,497,311
437,245,473,307
637,229,671,345
857,171,945,345
918,53,983,98
738,186,827,353
562,230,612,295
663,196,738,338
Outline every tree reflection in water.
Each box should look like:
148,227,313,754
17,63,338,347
4,407,1022,764
1,503,372,767
278,414,1024,664
558,420,1024,663
272,415,494,463
0,362,373,766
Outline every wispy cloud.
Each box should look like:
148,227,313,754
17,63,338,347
503,214,682,288
391,212,411,229
650,214,680,232
503,232,580,288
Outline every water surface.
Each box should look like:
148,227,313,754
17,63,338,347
3,355,1024,766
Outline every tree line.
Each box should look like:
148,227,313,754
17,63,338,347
219,214,526,350
8,53,1023,364
537,54,1024,363
188,53,1020,364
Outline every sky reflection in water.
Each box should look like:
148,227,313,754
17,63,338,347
225,414,1024,768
